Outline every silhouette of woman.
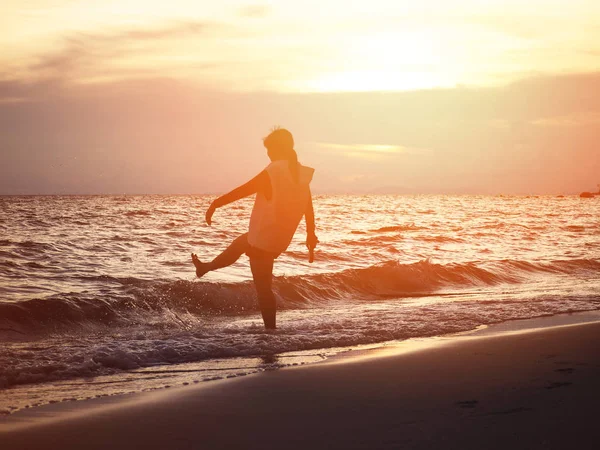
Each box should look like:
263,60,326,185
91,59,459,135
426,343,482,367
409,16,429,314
191,128,318,329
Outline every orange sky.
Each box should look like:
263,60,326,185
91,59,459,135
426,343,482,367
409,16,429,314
1,1,600,194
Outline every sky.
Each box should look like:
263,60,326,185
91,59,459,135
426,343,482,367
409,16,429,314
1,0,600,194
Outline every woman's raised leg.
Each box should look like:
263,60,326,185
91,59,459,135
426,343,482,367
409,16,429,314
191,232,249,278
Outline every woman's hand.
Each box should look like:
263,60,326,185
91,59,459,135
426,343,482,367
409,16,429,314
306,232,319,263
205,202,216,225
306,232,319,250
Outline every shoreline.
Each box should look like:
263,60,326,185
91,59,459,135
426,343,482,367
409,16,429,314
2,310,599,417
2,313,600,449
324,310,600,363
2,311,600,415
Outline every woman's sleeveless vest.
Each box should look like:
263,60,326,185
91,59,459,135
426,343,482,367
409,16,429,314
248,160,314,254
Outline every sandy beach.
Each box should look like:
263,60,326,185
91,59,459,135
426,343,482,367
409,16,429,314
2,320,599,450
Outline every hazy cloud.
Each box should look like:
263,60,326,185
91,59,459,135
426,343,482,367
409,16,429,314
238,4,271,18
466,15,549,39
1,71,599,194
339,174,367,183
0,77,63,102
531,112,600,127
310,142,426,155
11,20,225,83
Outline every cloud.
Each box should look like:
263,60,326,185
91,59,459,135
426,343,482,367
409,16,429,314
0,77,63,102
352,12,552,40
0,97,29,104
10,20,225,84
465,15,549,40
1,70,600,194
238,4,271,18
310,142,426,155
339,174,367,183
314,142,405,153
531,112,600,127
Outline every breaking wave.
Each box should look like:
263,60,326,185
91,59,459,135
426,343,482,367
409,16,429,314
2,258,599,334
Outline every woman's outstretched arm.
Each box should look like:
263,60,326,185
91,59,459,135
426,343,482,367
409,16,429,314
205,171,270,225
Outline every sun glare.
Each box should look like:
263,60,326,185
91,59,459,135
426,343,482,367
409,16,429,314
294,30,461,92
303,69,452,92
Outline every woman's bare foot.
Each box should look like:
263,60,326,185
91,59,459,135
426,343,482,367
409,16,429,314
191,253,211,278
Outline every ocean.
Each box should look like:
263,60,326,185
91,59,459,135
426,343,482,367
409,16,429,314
1,194,599,414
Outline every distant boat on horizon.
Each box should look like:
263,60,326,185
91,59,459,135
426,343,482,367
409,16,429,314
579,184,600,198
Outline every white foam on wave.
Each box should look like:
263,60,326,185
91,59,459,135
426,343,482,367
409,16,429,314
2,283,599,395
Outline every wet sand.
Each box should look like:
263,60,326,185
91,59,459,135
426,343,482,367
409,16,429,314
2,321,600,449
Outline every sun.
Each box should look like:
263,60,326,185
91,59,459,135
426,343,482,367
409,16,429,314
294,29,463,92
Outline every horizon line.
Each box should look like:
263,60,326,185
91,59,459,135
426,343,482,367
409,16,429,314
0,191,587,197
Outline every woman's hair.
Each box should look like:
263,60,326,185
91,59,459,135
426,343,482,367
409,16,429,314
263,127,299,182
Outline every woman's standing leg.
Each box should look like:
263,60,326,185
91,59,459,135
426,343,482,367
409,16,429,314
249,256,276,329
192,233,249,277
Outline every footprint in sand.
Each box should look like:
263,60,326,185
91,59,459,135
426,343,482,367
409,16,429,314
545,381,573,390
484,407,533,416
554,367,575,374
554,360,588,367
456,400,478,408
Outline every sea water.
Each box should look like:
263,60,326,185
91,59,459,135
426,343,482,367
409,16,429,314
1,194,599,413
